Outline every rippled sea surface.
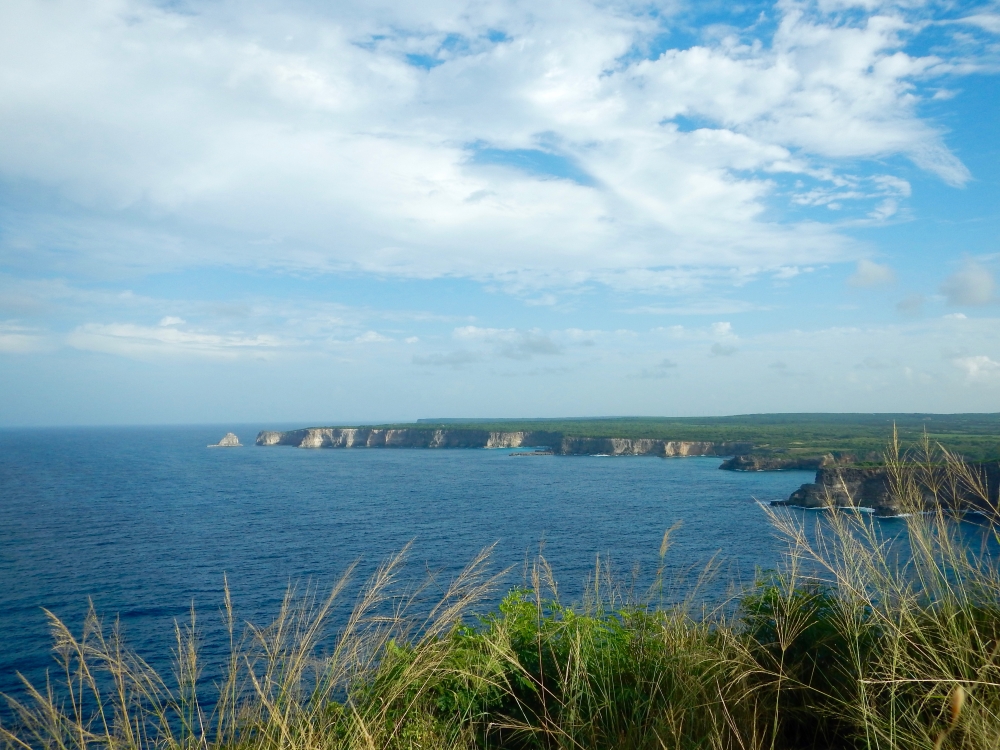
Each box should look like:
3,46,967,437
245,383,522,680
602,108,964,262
1,425,820,705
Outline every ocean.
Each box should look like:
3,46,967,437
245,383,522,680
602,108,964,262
0,424,821,706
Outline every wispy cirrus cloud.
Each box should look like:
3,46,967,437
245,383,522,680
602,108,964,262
67,322,288,360
0,322,50,353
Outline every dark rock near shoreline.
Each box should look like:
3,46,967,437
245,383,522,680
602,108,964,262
719,450,883,472
775,467,896,514
773,463,1000,516
720,454,834,471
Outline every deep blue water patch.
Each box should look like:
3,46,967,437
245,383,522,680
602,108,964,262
0,425,817,710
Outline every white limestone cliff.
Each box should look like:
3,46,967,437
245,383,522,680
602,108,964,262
209,432,242,447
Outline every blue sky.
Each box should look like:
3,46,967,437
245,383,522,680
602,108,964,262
1,0,999,426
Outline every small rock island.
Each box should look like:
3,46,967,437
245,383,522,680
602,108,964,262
209,432,243,447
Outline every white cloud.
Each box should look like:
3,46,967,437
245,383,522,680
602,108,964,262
940,262,996,306
849,259,896,287
453,325,562,359
953,355,1000,380
354,330,392,343
0,322,49,353
0,0,981,291
958,14,1000,34
67,322,286,359
711,321,734,337
621,299,764,315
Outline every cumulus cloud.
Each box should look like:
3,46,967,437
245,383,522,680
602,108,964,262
953,355,1000,380
940,262,996,306
453,326,562,359
0,0,982,291
849,259,896,287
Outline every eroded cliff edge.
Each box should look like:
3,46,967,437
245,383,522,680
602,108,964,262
255,427,752,458
772,463,1000,516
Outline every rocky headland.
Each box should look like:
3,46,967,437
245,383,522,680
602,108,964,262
720,454,833,471
772,463,1000,516
254,427,752,458
719,450,882,471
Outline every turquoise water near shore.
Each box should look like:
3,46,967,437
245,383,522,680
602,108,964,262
0,425,818,707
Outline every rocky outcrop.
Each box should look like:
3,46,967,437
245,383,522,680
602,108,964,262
773,463,1000,516
720,454,835,471
208,432,242,447
557,437,751,457
720,451,883,471
255,428,751,458
775,467,896,514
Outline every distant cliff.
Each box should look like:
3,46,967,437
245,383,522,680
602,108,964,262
255,428,752,457
773,463,1000,516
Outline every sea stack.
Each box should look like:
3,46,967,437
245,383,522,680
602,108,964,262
209,432,243,447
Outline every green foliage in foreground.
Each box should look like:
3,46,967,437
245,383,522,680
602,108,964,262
5,440,1000,750
401,413,1000,462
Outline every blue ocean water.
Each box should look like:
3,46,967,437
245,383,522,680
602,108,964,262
0,425,821,707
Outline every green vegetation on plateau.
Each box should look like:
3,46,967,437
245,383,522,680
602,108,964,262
390,413,1000,462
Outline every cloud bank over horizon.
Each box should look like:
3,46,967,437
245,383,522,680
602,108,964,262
1,0,1000,424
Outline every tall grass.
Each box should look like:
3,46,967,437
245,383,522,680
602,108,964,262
3,436,999,750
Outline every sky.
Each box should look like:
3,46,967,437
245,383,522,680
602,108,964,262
1,0,999,426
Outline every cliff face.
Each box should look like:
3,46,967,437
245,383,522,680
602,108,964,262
208,432,242,448
255,428,565,450
774,463,1000,516
775,467,896,514
719,451,881,472
557,437,751,457
255,428,751,458
720,454,835,471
